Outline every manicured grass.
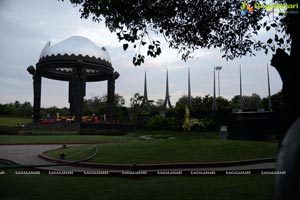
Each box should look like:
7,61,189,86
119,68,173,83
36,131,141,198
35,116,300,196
47,139,277,164
0,173,274,200
0,130,218,144
0,117,31,126
0,135,129,144
133,130,220,140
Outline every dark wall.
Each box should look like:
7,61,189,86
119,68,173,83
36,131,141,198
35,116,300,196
226,111,284,140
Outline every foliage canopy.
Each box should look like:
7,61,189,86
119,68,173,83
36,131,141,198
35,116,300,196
65,0,291,65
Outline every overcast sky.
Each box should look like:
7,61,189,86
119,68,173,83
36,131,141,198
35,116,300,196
0,0,282,108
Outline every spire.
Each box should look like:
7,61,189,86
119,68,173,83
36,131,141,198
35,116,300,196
143,70,148,102
141,70,149,109
239,64,243,110
267,63,272,111
187,67,193,111
163,69,172,110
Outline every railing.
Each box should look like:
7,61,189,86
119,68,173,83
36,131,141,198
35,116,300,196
275,117,300,200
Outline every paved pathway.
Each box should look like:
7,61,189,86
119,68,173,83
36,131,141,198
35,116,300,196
0,144,276,173
0,144,103,172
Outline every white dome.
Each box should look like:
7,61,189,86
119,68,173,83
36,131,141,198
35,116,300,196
40,36,111,63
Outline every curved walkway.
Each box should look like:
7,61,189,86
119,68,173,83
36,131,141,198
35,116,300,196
0,144,277,175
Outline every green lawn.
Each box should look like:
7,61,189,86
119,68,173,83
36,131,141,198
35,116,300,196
0,173,274,200
0,135,129,144
0,126,276,200
47,139,277,164
0,117,31,126
0,130,217,144
132,130,220,140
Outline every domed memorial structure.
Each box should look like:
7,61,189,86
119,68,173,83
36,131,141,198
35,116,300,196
27,36,119,123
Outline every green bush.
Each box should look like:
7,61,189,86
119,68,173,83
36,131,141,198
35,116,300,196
166,117,178,130
147,115,179,130
147,115,166,130
198,117,216,131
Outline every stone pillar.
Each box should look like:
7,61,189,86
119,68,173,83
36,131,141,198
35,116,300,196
68,81,73,116
107,76,115,122
107,72,119,122
33,74,42,123
72,66,85,123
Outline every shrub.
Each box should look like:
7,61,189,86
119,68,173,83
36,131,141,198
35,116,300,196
147,115,179,130
147,115,166,130
198,117,216,131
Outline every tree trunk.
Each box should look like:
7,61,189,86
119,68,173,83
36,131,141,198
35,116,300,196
271,0,300,146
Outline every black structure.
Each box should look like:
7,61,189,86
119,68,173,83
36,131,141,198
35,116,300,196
187,67,193,111
227,111,281,140
162,69,172,111
140,70,150,110
27,36,119,123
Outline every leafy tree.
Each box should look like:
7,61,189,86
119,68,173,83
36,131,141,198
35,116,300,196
41,106,69,118
65,0,269,63
175,95,231,115
202,95,216,111
115,106,130,122
231,93,263,110
83,93,127,120
14,101,21,108
18,101,33,117
262,90,284,111
0,101,33,117
83,96,106,116
147,115,166,130
0,103,15,116
129,92,143,128
244,93,262,110
231,95,242,110
1,101,70,118
65,0,300,138
130,93,143,108
216,97,231,110
147,115,178,130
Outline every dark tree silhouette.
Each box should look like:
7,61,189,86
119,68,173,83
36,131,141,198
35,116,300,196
64,0,299,139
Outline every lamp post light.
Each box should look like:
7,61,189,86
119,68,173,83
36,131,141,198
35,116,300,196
215,66,222,98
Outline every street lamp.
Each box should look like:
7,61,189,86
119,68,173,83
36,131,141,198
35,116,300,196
215,66,222,98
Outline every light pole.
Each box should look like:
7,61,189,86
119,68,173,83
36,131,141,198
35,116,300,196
267,63,272,111
239,64,243,111
212,66,217,111
215,66,222,98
